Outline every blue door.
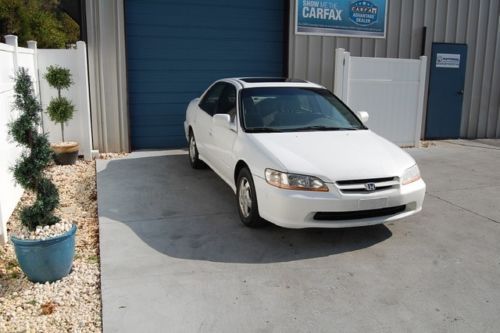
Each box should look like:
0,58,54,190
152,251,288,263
425,43,468,139
124,0,286,149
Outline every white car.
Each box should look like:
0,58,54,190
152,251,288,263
184,78,426,228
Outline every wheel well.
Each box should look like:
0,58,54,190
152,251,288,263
234,160,249,183
188,126,193,136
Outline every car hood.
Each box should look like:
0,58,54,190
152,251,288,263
249,130,416,182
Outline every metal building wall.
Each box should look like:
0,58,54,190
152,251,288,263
288,0,500,138
86,0,130,152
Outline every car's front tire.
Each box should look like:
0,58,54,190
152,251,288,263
236,168,266,228
188,132,205,169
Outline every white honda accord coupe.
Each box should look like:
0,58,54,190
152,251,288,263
184,78,425,228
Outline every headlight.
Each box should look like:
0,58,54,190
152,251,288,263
265,169,329,192
401,164,421,185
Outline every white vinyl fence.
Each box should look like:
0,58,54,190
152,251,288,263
334,48,427,147
0,36,92,244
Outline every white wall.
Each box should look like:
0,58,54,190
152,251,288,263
0,37,29,244
0,37,92,244
38,41,92,160
334,48,427,147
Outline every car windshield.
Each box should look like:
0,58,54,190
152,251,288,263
240,87,365,132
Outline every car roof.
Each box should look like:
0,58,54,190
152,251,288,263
222,77,325,89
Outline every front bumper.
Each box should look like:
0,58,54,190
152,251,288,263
253,176,426,228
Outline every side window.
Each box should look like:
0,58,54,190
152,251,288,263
215,84,237,121
199,83,226,115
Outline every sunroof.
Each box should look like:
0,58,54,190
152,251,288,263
240,78,308,83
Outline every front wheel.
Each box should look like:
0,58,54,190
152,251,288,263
236,168,266,227
188,133,205,169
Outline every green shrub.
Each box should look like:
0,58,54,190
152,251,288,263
9,68,60,230
46,97,75,125
44,65,75,142
44,65,73,91
0,0,79,49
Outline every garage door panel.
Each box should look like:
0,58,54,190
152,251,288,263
125,12,282,27
131,125,185,138
125,43,283,60
125,1,283,17
127,61,283,74
126,34,283,46
128,66,282,80
130,114,186,126
131,136,187,149
127,60,283,72
126,25,283,40
125,0,285,149
128,80,216,93
129,92,198,105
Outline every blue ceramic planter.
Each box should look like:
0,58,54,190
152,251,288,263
11,225,77,283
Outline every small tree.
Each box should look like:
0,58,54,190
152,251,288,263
0,0,80,48
9,68,60,230
44,65,75,142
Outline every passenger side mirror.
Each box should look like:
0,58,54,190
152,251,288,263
213,113,231,129
357,111,369,124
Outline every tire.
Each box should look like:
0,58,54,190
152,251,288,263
188,132,205,169
236,168,266,227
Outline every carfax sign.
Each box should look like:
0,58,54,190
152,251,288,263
296,0,387,38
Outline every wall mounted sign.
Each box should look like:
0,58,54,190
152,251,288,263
436,53,461,68
295,0,387,38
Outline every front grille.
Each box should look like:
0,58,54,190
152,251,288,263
313,205,406,221
336,177,399,194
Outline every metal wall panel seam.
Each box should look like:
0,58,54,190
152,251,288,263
115,0,130,151
467,0,489,137
460,0,480,136
492,18,500,137
455,0,469,43
477,0,499,138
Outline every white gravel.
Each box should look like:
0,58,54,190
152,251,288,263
0,160,101,333
12,221,73,241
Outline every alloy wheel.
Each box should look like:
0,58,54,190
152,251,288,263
238,177,252,218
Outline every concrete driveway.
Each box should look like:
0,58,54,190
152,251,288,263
97,141,500,332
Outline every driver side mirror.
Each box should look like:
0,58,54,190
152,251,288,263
357,111,369,124
213,113,231,129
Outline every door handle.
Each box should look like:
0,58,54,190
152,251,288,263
457,90,464,95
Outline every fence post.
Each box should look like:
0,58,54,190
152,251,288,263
334,48,345,98
2,35,18,244
0,205,4,244
4,35,18,71
27,40,38,91
27,40,45,134
415,56,428,147
342,51,351,104
76,41,93,161
334,48,351,103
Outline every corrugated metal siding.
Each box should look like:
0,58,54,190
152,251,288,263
288,0,500,138
86,0,130,152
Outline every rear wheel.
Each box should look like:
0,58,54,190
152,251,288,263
236,168,266,227
188,132,204,169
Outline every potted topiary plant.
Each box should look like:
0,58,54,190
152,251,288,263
9,68,76,283
44,65,79,165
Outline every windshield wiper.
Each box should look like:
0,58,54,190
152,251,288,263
246,127,284,133
288,126,358,131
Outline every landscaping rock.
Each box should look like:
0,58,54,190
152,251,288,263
0,160,101,332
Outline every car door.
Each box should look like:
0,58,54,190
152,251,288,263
211,83,238,182
195,82,226,163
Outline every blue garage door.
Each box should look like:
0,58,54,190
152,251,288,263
125,0,286,149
